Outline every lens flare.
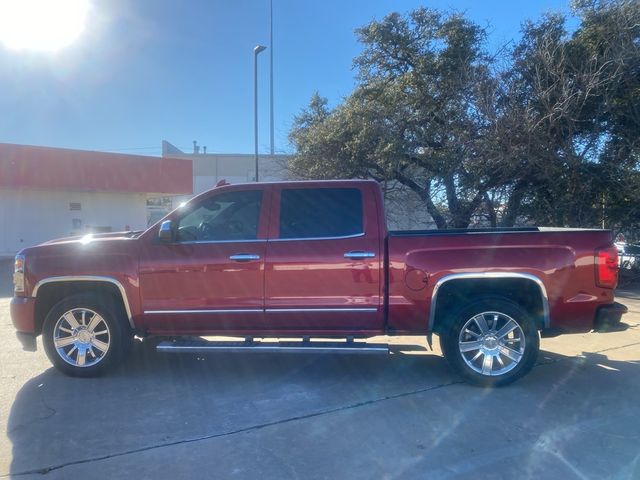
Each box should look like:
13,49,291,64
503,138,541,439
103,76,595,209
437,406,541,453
0,0,89,52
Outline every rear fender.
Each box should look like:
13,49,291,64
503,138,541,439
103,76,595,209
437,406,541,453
429,273,550,332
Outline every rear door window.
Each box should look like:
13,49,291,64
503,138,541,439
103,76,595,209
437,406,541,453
279,188,363,239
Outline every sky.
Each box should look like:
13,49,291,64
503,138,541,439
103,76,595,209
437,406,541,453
0,0,577,157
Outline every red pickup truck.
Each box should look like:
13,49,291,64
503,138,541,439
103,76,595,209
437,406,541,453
10,180,627,386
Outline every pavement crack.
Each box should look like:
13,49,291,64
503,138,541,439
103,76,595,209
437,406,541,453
4,379,463,477
6,388,57,435
589,340,640,354
536,339,640,367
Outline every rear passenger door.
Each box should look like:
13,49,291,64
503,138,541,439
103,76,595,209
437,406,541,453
264,185,383,332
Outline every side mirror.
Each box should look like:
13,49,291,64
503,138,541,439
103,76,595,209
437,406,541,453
158,220,174,242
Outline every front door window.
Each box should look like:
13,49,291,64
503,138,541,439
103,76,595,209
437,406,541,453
176,190,263,242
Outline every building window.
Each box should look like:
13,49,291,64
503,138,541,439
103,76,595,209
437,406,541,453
147,197,173,209
69,202,82,211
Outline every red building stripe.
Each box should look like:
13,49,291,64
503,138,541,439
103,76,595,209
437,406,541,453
0,143,193,194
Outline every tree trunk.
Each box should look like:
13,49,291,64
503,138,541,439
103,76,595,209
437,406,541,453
500,181,526,227
420,181,447,229
396,173,447,229
484,193,498,227
449,190,485,228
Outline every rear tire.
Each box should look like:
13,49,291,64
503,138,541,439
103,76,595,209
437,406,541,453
42,293,132,377
439,297,539,387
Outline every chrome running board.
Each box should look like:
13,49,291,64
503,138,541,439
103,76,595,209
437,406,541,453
156,339,389,355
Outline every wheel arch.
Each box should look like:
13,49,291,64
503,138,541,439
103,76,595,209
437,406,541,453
429,273,549,334
32,276,134,334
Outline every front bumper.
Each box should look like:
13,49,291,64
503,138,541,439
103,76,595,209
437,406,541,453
10,297,38,351
10,296,36,332
594,302,628,330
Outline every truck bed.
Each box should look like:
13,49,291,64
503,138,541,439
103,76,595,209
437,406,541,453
386,227,615,333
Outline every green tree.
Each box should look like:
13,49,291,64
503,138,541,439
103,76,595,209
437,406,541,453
289,2,640,230
505,0,640,227
289,9,503,228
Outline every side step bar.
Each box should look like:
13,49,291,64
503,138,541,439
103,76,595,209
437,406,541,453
156,339,389,355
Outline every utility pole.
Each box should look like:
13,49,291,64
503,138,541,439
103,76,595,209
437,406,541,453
269,0,275,156
254,45,267,182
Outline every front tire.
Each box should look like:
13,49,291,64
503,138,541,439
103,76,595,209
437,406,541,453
42,293,132,377
439,297,539,387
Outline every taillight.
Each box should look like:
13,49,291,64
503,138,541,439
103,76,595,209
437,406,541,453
595,246,619,289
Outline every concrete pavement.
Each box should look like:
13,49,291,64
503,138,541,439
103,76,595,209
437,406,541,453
0,289,639,479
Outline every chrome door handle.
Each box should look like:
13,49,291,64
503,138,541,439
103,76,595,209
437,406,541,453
229,254,261,262
344,251,376,259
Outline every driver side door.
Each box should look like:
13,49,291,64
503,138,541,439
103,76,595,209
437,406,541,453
138,186,271,334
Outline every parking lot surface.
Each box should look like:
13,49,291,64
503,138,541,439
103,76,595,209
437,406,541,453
0,261,638,479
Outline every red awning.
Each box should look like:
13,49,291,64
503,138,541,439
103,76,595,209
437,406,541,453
0,143,193,194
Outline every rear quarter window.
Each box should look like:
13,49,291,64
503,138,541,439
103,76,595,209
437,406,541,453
279,188,363,239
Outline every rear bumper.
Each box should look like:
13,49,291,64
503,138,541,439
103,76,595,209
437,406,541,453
594,302,628,330
10,296,36,333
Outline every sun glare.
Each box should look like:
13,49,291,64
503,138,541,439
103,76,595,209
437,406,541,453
0,0,89,52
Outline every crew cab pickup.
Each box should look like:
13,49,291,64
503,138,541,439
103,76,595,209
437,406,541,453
10,180,628,386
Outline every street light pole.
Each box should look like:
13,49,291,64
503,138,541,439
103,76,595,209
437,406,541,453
254,44,267,182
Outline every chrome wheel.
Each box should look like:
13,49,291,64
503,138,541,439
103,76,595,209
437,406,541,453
458,311,526,377
53,308,111,367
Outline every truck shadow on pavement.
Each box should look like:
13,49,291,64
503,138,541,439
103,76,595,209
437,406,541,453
0,259,14,298
6,343,640,477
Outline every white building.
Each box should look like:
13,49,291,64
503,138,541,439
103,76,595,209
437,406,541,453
0,143,192,256
0,139,434,258
146,140,290,224
162,140,288,190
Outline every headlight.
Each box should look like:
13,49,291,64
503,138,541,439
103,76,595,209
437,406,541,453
13,254,25,293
